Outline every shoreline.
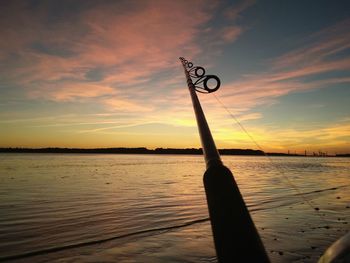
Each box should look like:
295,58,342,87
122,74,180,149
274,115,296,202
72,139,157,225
0,147,348,157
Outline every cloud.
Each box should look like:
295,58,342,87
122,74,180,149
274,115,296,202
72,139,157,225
217,0,255,43
224,0,256,20
184,19,350,153
272,19,350,69
28,82,117,101
211,117,350,153
258,121,350,153
0,0,214,103
221,26,242,42
0,0,251,118
102,96,154,112
218,19,350,111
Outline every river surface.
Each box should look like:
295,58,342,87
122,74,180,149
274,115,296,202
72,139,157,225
0,154,349,262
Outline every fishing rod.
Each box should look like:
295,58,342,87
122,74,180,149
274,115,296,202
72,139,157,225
179,57,270,262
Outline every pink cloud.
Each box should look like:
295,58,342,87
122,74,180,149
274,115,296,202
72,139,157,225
2,1,348,131
221,26,242,42
0,0,252,121
0,0,214,103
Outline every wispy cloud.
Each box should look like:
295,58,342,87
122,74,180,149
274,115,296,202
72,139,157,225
0,1,215,102
272,19,350,69
186,19,350,153
0,0,251,116
211,118,350,154
221,26,243,42
218,19,350,111
102,96,154,112
257,121,350,153
224,0,256,20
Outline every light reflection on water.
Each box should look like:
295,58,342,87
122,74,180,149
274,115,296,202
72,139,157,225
0,154,349,262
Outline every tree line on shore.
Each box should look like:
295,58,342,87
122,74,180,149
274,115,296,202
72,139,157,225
1,147,348,157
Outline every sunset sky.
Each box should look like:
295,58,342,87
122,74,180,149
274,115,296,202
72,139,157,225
0,0,349,154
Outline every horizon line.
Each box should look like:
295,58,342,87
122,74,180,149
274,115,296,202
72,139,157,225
1,147,349,157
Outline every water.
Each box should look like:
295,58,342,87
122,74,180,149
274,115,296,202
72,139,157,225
0,154,349,262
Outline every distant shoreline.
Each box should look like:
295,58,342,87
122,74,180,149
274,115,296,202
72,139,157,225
0,147,348,157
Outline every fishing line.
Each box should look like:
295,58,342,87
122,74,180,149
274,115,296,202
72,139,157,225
212,93,329,224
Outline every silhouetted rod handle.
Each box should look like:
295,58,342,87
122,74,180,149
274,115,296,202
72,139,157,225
204,164,270,262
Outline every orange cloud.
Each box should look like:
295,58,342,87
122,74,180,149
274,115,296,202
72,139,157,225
256,121,350,153
102,96,154,112
28,83,116,101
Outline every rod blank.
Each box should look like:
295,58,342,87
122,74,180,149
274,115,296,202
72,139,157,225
180,57,270,262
